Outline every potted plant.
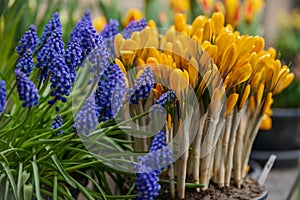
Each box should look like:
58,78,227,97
1,1,293,200
252,8,300,166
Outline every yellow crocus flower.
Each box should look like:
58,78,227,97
243,0,264,24
122,8,143,27
93,16,107,33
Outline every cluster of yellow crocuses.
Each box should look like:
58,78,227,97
113,12,293,198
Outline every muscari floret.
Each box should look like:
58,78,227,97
15,25,38,56
51,114,63,134
36,29,65,81
136,167,161,200
122,18,147,39
135,130,174,200
127,67,154,104
154,90,177,113
100,19,119,55
15,70,39,107
39,12,62,48
95,64,126,121
74,94,99,135
65,38,82,83
48,54,72,104
16,49,34,77
0,80,6,113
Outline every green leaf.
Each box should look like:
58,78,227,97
17,162,23,199
53,175,58,200
32,161,43,200
23,184,33,200
0,161,18,199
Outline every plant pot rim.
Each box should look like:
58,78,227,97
272,107,300,117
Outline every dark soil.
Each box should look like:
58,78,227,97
156,177,267,200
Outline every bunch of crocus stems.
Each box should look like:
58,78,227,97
113,12,294,199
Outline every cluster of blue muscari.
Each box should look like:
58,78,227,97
87,35,110,78
51,114,63,134
122,18,147,39
135,130,174,200
37,29,65,81
95,64,126,121
39,12,62,48
15,70,39,107
154,90,177,113
15,25,38,77
127,67,154,104
100,19,119,55
15,25,38,56
0,80,6,113
65,38,82,83
16,49,34,77
136,167,161,200
49,55,72,104
74,94,99,135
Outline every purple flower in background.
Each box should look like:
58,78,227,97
15,25,38,56
49,54,72,104
51,114,63,134
95,64,126,121
65,38,82,83
122,18,147,39
15,70,39,107
127,67,154,104
0,80,6,113
74,94,99,135
16,49,34,77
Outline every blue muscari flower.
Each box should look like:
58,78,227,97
70,10,99,61
49,54,72,104
16,49,34,77
87,35,110,77
69,10,93,43
136,169,161,200
127,67,154,104
100,19,119,55
39,12,62,48
0,80,6,113
122,18,147,39
154,90,176,113
51,114,63,134
15,25,38,56
74,94,98,135
155,90,176,107
37,29,65,81
150,130,168,152
65,38,82,83
81,22,100,60
95,64,126,121
15,70,39,107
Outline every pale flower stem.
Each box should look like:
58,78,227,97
241,109,263,178
187,149,194,177
166,124,175,199
192,113,207,192
213,131,223,185
177,112,192,199
224,106,245,187
200,104,220,189
233,116,246,188
219,112,233,187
